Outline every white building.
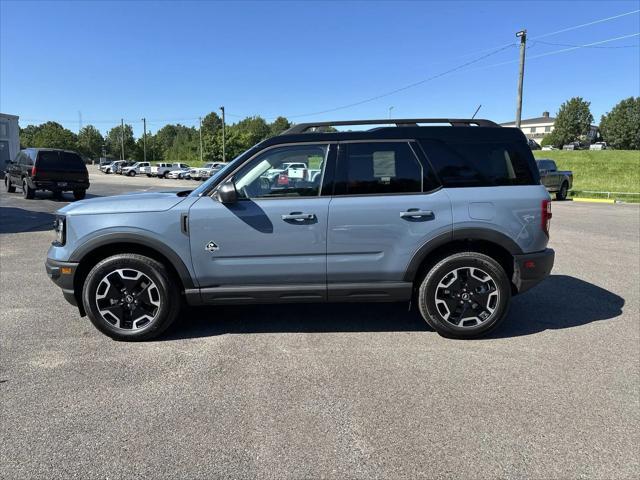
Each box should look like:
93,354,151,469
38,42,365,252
501,111,598,143
0,113,20,171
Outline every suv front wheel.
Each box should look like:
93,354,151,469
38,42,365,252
418,252,511,338
82,254,181,341
5,176,15,193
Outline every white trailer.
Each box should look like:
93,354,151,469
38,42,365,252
0,113,20,175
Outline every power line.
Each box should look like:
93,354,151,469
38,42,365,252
530,9,640,40
471,32,640,71
284,44,516,119
532,39,639,49
18,10,640,126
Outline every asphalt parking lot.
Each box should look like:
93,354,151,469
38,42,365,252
1,172,638,479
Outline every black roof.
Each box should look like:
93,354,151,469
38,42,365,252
259,120,525,150
283,118,499,134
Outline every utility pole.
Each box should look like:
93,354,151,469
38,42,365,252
515,29,527,129
199,116,203,163
120,118,125,160
78,111,82,131
388,106,394,119
220,106,226,163
142,118,147,163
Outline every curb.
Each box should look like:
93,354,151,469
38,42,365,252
572,197,615,204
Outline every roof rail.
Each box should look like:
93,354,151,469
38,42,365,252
283,118,500,134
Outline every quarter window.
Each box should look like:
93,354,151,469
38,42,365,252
233,144,328,199
335,142,424,195
420,139,537,187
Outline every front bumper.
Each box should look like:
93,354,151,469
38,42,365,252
512,248,555,294
45,258,79,307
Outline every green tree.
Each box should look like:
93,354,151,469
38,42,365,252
599,97,640,150
164,126,199,162
106,123,136,159
269,116,291,137
26,122,78,150
154,124,179,160
19,125,41,148
232,116,270,150
76,125,104,159
201,112,223,162
550,97,594,147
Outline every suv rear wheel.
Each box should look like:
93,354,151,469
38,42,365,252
73,190,86,200
22,179,35,199
5,176,15,193
417,252,511,338
82,254,181,341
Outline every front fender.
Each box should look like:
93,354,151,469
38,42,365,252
68,228,196,289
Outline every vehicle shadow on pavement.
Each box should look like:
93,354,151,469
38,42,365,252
164,274,624,340
0,207,56,234
167,302,429,339
487,274,624,338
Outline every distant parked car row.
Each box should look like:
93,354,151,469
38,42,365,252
540,141,610,151
99,160,227,180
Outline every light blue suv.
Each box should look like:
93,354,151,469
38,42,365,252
46,119,555,340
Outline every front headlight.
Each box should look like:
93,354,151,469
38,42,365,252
53,216,66,246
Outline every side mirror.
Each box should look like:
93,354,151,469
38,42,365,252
216,179,238,204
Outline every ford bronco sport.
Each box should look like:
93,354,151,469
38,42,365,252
45,118,554,341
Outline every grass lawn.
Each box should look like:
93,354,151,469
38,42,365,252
533,150,640,201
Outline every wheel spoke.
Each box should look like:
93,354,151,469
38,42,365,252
434,265,500,328
95,268,161,331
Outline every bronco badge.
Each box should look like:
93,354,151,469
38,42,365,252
205,241,219,252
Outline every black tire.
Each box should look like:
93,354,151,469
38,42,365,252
73,190,86,200
162,172,169,179
129,171,136,177
146,174,152,177
5,176,15,193
22,179,35,199
82,254,181,341
417,252,511,339
556,182,568,201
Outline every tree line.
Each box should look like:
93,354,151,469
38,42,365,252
540,96,639,149
19,113,293,163
18,96,640,161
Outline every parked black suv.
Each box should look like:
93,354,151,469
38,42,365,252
5,148,90,200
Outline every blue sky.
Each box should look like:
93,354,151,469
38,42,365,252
1,0,639,136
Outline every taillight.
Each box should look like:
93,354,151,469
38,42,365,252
541,199,552,236
31,166,37,177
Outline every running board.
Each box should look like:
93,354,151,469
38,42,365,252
184,282,413,306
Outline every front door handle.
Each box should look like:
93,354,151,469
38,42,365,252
282,212,316,221
400,209,434,219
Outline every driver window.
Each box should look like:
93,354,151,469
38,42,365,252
234,144,328,199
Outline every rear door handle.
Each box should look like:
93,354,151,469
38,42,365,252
400,209,434,219
282,212,316,221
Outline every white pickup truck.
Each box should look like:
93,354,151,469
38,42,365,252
149,163,189,178
121,162,150,177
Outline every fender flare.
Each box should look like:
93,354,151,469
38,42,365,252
69,231,196,289
403,228,523,282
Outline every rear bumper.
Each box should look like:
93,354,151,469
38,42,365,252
512,248,555,294
33,180,89,191
45,258,79,307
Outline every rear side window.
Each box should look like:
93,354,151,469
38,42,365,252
335,142,426,195
37,151,86,171
420,139,537,187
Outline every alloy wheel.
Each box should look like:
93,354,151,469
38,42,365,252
434,266,499,328
95,268,161,331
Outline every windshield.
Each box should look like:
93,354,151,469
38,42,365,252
190,147,257,197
